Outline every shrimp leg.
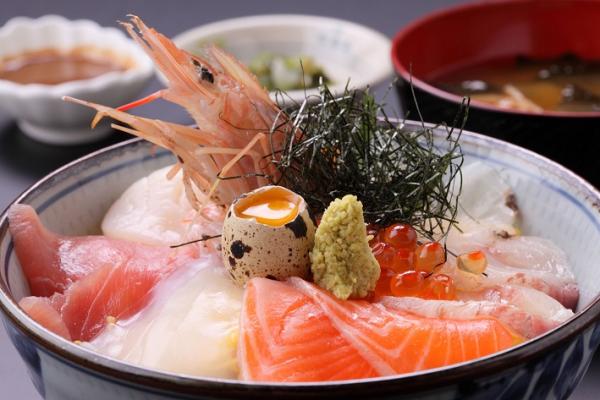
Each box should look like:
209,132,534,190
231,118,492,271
117,90,165,112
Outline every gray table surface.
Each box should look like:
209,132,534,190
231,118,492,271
0,1,598,398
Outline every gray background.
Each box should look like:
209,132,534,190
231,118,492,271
0,1,597,398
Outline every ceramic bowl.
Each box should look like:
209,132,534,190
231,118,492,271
169,14,392,107
1,123,600,399
391,0,600,187
0,15,154,145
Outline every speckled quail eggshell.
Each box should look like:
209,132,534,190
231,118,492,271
221,187,316,286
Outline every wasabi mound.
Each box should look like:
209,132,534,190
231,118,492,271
310,195,380,299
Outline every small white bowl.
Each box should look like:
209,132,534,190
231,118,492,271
170,15,393,106
0,15,154,145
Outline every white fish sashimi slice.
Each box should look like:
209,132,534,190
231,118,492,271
381,296,540,339
442,236,579,309
458,285,574,328
445,162,579,309
454,162,519,237
384,280,575,337
485,237,579,309
425,162,517,244
444,163,519,258
102,165,223,247
489,236,571,274
84,254,243,378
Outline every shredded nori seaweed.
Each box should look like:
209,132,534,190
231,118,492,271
267,82,467,239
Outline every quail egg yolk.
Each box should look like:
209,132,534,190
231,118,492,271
236,187,300,226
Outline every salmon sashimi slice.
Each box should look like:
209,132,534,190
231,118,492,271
239,277,523,381
239,278,378,382
9,204,200,341
288,277,523,377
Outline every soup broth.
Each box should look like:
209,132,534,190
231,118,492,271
432,54,600,113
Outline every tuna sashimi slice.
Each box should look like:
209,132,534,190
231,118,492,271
9,204,200,341
9,204,197,297
289,278,523,377
238,278,378,382
19,295,70,340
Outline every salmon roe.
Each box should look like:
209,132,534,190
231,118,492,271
414,242,445,273
373,269,396,297
390,271,456,300
390,270,428,297
369,222,455,300
382,223,417,249
422,274,456,300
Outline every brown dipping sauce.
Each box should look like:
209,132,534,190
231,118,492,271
0,47,130,85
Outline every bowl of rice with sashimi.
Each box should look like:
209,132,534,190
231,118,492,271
0,15,599,400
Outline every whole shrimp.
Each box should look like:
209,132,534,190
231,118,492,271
65,16,289,210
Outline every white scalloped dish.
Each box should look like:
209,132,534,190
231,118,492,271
0,15,154,145
170,15,393,107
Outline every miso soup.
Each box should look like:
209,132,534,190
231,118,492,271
431,54,600,113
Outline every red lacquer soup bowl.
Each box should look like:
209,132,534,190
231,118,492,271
392,0,600,187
